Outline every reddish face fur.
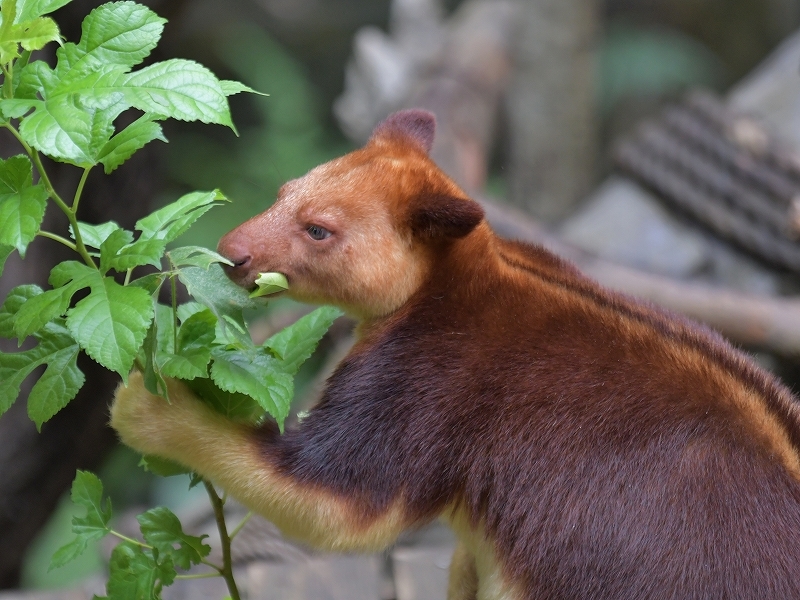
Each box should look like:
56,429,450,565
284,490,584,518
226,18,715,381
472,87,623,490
112,110,800,600
217,110,483,320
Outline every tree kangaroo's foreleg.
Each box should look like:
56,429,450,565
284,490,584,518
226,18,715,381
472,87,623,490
448,541,479,600
110,373,412,552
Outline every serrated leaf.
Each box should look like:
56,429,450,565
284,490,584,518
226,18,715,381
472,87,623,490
12,3,240,165
98,226,132,265
159,308,215,380
17,0,73,22
138,455,190,478
50,470,111,570
9,16,60,52
167,245,233,270
220,79,267,97
70,221,121,249
120,58,232,126
136,190,228,243
101,236,166,273
186,376,262,422
97,114,165,173
60,2,165,73
49,537,88,572
27,329,84,427
17,90,121,166
14,260,95,339
250,272,288,298
0,321,83,426
0,155,48,256
106,541,175,599
64,271,154,380
210,347,293,428
128,272,166,296
138,506,211,570
0,244,13,276
178,264,258,348
175,301,205,323
0,283,41,337
265,306,342,374
141,306,167,397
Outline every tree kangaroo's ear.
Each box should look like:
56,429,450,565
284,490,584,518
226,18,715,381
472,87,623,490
371,109,437,154
408,192,485,240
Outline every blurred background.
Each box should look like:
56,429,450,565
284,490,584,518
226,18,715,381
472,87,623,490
4,0,800,595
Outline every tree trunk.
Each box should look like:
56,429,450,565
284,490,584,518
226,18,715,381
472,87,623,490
505,0,599,223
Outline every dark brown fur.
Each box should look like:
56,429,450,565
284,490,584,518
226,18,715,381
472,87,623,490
114,110,800,599
246,216,800,597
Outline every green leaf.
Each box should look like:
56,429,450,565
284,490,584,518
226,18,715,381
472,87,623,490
0,0,60,61
26,327,83,427
186,376,262,422
138,455,190,478
50,470,111,570
0,283,41,337
128,272,166,296
0,321,84,427
249,272,288,298
17,85,125,166
177,264,258,348
138,506,211,570
99,227,165,273
159,308,215,380
220,79,267,97
119,58,233,125
61,1,165,72
0,155,49,256
141,305,167,397
106,541,175,600
97,114,166,174
62,268,154,380
70,221,121,249
265,306,342,374
136,190,228,243
210,347,293,428
167,245,233,270
0,244,13,276
17,0,73,22
13,287,68,338
11,3,241,165
14,260,95,339
0,7,60,63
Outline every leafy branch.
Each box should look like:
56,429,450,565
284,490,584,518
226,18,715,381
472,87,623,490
0,0,340,597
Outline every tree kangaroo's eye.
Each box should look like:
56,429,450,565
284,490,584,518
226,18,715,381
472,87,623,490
306,225,332,241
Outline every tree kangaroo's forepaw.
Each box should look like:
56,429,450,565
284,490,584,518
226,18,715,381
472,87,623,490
109,371,200,458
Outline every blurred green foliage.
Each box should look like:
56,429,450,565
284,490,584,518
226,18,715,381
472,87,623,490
597,19,728,117
165,24,352,248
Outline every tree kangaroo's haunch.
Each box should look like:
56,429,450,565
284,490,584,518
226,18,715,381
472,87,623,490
111,110,800,600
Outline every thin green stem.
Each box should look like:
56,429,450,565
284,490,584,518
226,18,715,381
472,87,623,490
124,268,133,286
3,121,32,155
13,139,98,269
203,481,241,600
110,530,152,549
72,167,92,216
175,572,222,581
38,230,77,251
170,275,178,353
201,557,224,571
229,512,253,541
1,62,13,99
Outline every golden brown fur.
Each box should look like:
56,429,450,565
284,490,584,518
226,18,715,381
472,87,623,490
111,110,800,600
